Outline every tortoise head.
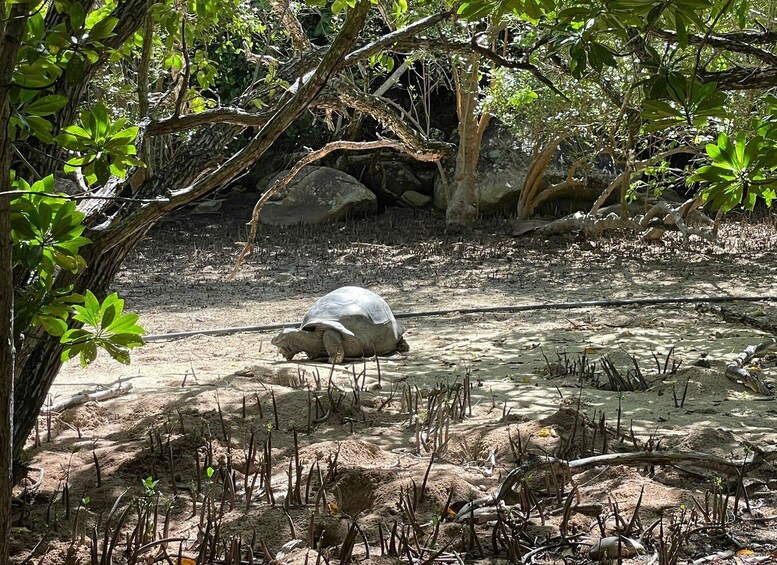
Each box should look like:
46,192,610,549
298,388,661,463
272,328,326,361
272,328,302,361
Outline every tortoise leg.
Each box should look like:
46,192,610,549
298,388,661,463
396,338,410,353
322,329,345,364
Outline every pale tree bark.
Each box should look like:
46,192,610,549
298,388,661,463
1,3,29,556
270,0,313,54
515,132,580,220
446,50,490,230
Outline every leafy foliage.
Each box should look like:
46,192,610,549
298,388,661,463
55,102,144,186
690,132,777,212
9,175,145,366
60,291,145,367
642,76,728,130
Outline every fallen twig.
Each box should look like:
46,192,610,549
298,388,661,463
455,449,772,522
724,338,776,396
41,382,133,413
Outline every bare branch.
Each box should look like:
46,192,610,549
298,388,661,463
650,28,777,65
700,66,777,90
396,37,567,100
93,0,373,254
145,107,274,135
231,138,443,276
590,146,700,214
344,10,452,64
318,80,452,157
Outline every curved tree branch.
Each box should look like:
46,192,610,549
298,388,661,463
650,28,777,66
700,66,777,90
231,138,445,275
92,0,374,254
317,80,453,157
344,9,452,64
145,107,275,135
270,0,313,54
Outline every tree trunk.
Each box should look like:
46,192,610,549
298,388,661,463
1,3,29,557
446,51,489,231
11,0,372,462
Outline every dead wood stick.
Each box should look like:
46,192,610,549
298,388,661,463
724,338,777,396
41,382,133,413
455,449,770,522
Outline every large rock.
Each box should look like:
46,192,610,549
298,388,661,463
261,166,377,225
433,167,530,215
400,190,432,208
433,121,618,216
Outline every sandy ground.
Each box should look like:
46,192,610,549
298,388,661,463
11,198,777,564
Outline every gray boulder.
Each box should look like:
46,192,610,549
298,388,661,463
261,166,377,225
400,190,432,208
433,168,529,214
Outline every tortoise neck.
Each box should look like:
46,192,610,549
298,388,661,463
298,330,326,359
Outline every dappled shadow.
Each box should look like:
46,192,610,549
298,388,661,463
114,197,777,322
15,203,777,563
21,326,777,560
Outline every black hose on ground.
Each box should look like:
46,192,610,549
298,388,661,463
142,294,777,342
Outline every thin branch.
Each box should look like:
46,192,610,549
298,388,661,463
270,0,313,54
455,448,773,522
145,107,274,135
468,39,570,101
92,0,373,254
649,28,777,66
230,138,442,277
398,37,568,100
590,146,700,214
0,190,168,203
318,79,452,156
344,9,452,64
174,13,190,117
700,66,777,90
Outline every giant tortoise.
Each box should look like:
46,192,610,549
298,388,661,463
272,286,409,363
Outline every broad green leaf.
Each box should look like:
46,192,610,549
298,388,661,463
79,342,98,367
25,95,68,116
38,316,68,337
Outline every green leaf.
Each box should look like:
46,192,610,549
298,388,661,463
84,290,100,315
25,95,69,116
61,328,93,343
674,13,688,48
66,54,86,85
91,102,110,138
80,342,98,367
101,304,117,329
38,316,68,337
457,0,496,20
69,2,86,31
109,333,145,347
107,312,142,334
88,16,118,41
102,342,131,364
